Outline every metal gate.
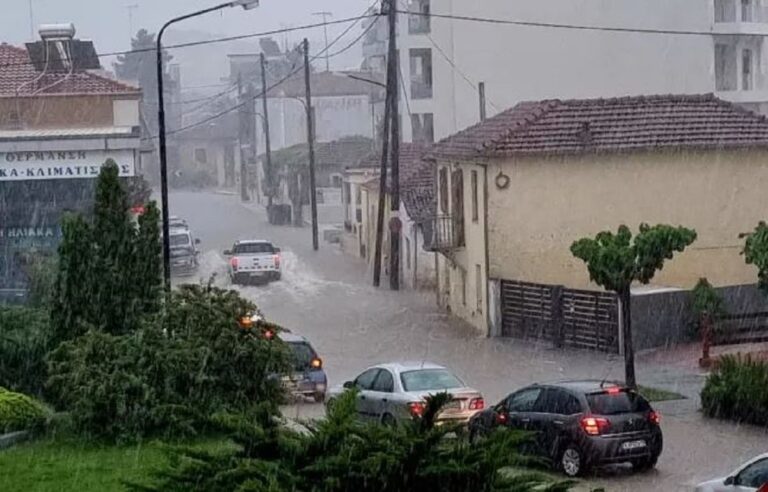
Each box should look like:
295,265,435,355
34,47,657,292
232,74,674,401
500,280,620,353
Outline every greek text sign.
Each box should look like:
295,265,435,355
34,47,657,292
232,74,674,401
0,149,135,181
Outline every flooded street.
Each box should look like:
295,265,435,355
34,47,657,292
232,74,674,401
174,190,768,492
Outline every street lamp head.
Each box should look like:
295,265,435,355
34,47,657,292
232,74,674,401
232,0,259,10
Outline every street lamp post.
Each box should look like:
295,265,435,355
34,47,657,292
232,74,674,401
156,0,259,294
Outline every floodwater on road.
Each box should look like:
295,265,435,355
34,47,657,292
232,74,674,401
171,190,768,492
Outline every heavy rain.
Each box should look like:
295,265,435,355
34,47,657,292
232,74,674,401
1,1,768,491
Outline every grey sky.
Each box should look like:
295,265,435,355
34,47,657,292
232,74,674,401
3,0,373,75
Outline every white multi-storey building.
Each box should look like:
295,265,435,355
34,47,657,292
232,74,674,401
361,0,768,143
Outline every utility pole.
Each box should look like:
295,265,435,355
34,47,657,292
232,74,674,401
237,74,250,202
388,0,401,291
304,38,319,251
479,82,487,121
260,52,274,209
373,0,396,288
312,11,333,71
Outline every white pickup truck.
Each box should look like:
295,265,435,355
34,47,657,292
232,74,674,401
224,240,282,285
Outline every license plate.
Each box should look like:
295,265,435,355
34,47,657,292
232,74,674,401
621,440,646,451
250,272,265,277
443,401,461,411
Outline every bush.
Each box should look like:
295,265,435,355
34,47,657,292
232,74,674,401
0,307,52,397
133,391,573,492
46,284,289,443
0,387,48,434
701,354,768,426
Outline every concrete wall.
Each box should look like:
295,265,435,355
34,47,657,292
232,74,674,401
401,205,437,291
484,149,768,291
0,95,137,129
397,0,717,142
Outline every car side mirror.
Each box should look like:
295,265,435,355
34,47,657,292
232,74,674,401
223,249,232,256
724,476,735,486
195,238,201,244
274,247,281,253
343,381,354,389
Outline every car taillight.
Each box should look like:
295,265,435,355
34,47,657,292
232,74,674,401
311,357,322,369
649,410,661,425
274,254,280,269
495,411,508,425
468,397,484,410
581,416,611,436
605,386,621,394
408,402,425,418
230,257,239,271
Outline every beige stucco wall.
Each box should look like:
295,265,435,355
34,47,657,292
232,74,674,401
435,161,488,335
485,149,768,291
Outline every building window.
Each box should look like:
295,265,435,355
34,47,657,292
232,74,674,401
715,43,738,91
742,0,753,21
411,113,434,143
471,170,478,223
452,169,465,247
743,49,754,90
461,267,467,306
406,237,412,270
408,0,431,34
439,167,448,213
331,174,343,187
355,187,361,205
715,0,737,22
344,183,351,204
410,48,433,99
194,148,208,164
475,264,483,313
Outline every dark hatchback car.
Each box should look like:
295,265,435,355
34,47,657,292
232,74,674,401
468,381,662,477
279,333,327,402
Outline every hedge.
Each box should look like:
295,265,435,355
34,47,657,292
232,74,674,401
701,354,768,426
0,387,48,434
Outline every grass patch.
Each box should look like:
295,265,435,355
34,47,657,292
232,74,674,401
638,385,685,402
0,436,233,492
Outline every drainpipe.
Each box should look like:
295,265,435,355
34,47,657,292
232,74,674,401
483,161,491,337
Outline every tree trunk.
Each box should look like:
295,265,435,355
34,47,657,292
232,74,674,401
620,287,637,388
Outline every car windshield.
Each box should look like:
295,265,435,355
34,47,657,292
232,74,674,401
288,342,316,370
586,390,651,415
234,243,274,254
170,234,191,247
400,369,464,392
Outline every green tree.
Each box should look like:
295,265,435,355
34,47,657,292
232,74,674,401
571,224,697,388
743,221,768,294
113,29,172,105
134,202,163,315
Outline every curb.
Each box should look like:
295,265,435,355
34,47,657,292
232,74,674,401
0,430,30,450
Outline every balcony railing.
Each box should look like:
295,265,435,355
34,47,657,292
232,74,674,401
424,214,464,252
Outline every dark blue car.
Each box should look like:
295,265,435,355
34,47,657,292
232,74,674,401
280,332,327,402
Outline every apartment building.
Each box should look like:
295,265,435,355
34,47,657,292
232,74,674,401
363,0,768,143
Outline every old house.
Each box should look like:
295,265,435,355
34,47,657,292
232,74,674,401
429,94,768,347
345,143,437,290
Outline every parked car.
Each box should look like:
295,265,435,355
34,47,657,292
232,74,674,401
468,380,663,477
224,240,281,285
279,332,327,402
695,453,768,492
326,362,484,426
169,227,200,277
168,216,189,229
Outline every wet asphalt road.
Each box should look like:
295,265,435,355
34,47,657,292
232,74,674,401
171,190,767,492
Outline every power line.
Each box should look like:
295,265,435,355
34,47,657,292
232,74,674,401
325,16,378,59
397,9,755,37
157,9,376,138
0,14,380,70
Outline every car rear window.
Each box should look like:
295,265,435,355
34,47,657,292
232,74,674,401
288,342,316,370
586,390,651,415
400,369,463,392
234,243,274,254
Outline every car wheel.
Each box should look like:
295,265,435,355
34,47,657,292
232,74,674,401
559,444,587,477
313,392,325,403
632,454,659,472
381,413,397,427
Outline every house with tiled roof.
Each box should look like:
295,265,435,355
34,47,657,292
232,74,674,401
0,26,142,302
429,93,768,340
340,142,436,289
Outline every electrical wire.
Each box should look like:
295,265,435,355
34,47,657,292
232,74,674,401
324,16,379,59
157,9,378,138
396,9,762,37
0,14,381,70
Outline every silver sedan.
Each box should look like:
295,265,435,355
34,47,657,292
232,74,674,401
326,362,484,426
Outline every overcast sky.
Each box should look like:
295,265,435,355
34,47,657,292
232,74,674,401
3,0,372,77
